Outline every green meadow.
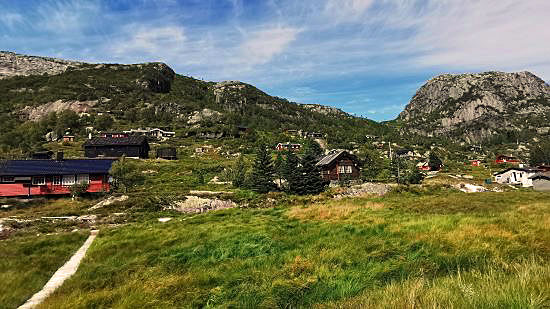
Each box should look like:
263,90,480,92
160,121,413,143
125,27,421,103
0,232,88,309
6,190,542,308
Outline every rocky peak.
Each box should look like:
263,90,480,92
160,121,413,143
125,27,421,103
398,71,550,142
0,51,83,79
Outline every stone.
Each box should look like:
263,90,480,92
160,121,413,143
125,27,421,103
398,71,550,142
90,195,129,210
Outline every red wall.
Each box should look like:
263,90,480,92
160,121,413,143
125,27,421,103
0,174,110,197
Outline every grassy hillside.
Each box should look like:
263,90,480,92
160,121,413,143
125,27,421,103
0,61,388,156
5,190,541,308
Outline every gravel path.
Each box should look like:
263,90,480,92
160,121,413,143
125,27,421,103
18,230,99,309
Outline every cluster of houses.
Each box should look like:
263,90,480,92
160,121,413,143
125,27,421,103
0,132,179,197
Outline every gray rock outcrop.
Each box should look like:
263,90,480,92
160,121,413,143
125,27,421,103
398,71,550,142
0,51,83,79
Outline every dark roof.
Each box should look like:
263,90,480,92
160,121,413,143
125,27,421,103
396,149,412,155
493,167,541,176
84,136,148,146
0,159,115,176
316,150,359,167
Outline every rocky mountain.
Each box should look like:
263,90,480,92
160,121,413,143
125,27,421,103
398,71,550,143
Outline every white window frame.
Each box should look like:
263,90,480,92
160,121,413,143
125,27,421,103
338,165,346,174
77,174,90,184
346,166,352,174
2,176,15,183
32,176,46,185
62,175,76,186
53,176,62,186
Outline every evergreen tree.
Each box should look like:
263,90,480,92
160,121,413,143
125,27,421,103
530,141,550,165
283,150,301,194
407,167,425,184
232,155,247,188
249,143,277,193
274,152,285,190
362,149,383,181
299,149,327,195
428,152,443,171
304,139,324,157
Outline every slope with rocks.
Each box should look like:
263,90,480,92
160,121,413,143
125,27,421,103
0,51,387,153
398,71,550,143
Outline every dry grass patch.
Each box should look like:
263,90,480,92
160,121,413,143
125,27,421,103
287,200,384,222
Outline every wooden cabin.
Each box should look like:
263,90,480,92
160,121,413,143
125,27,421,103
84,136,150,159
156,147,177,160
316,150,361,181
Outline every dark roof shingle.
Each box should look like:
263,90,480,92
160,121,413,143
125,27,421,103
83,136,148,146
0,159,115,176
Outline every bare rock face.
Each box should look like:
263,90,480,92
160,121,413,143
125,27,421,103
0,51,83,79
19,100,99,121
398,71,550,142
301,104,347,116
134,62,175,93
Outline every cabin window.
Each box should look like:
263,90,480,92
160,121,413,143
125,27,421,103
62,175,76,186
338,166,352,174
53,176,61,185
77,174,90,184
32,176,46,185
2,176,15,183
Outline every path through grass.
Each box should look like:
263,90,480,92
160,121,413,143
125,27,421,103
0,232,87,309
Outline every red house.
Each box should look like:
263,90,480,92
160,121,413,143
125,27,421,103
0,158,114,197
495,155,520,164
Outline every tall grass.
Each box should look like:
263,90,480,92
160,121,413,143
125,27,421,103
0,232,87,309
33,191,550,308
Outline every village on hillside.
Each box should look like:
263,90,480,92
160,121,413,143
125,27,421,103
1,125,550,199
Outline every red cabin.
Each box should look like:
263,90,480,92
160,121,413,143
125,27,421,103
495,155,520,164
0,159,114,197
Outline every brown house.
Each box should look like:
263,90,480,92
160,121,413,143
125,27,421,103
316,150,361,181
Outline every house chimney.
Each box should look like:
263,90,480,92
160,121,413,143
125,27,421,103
56,151,64,161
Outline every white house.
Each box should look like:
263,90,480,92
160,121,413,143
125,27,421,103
493,168,541,187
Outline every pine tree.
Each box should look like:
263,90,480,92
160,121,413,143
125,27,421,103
428,153,443,171
283,150,301,194
232,155,247,188
250,143,277,193
274,152,285,190
299,149,327,195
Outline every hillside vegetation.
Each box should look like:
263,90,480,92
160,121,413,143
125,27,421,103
0,55,387,155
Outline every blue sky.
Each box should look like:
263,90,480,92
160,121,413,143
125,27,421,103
1,0,549,121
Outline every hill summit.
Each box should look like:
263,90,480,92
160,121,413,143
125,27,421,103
398,71,550,143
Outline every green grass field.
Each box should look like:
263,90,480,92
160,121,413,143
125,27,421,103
0,232,88,309
14,190,545,308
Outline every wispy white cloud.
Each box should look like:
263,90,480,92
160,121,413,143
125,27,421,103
37,0,101,35
324,0,374,23
238,27,301,67
0,12,24,29
1,0,548,120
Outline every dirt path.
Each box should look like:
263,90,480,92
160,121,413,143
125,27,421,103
18,230,99,309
